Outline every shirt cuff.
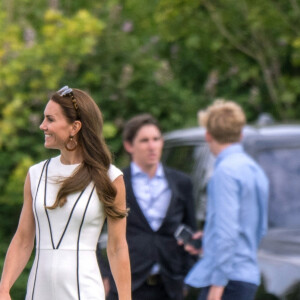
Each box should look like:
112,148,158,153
211,271,229,287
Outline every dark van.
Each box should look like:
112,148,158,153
162,124,300,300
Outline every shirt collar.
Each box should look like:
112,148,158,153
131,162,164,178
215,143,244,167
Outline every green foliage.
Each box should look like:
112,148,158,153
155,0,300,120
0,4,106,204
0,0,299,202
0,0,299,214
3,156,33,205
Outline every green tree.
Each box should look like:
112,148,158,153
0,7,105,203
155,0,300,120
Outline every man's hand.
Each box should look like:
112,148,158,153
179,231,203,255
207,285,225,300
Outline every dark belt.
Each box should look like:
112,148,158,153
146,274,162,286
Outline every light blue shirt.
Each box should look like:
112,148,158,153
185,144,269,287
131,162,172,231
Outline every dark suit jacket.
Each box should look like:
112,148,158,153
102,165,197,298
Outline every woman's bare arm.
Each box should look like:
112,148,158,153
0,173,36,299
106,176,131,300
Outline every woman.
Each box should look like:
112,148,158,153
0,86,131,300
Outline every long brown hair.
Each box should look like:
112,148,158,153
48,88,127,219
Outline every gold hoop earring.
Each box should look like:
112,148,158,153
65,136,78,151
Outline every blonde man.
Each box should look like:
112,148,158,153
185,100,269,300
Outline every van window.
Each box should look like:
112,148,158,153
162,145,198,174
256,147,300,228
163,143,300,229
162,144,214,225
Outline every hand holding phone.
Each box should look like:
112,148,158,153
174,224,202,249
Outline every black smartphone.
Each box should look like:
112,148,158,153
174,224,202,249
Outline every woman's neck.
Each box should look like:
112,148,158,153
60,150,83,165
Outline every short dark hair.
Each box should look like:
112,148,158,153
122,113,161,144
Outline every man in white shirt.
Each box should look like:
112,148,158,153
106,113,197,300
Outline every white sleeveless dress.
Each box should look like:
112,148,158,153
25,155,122,300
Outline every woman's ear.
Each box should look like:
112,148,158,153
71,120,82,136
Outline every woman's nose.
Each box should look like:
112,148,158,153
39,119,46,130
